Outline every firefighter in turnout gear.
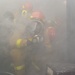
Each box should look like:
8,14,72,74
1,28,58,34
29,11,45,42
9,3,33,75
9,8,46,75
45,21,56,51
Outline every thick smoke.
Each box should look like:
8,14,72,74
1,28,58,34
0,0,69,68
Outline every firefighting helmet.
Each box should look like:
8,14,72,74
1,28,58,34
30,11,44,20
22,2,32,11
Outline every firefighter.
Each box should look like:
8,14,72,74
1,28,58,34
9,21,28,75
9,3,32,75
21,2,33,18
45,21,56,50
9,10,29,75
9,10,45,75
10,11,46,75
48,27,56,42
29,11,45,42
24,11,46,75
